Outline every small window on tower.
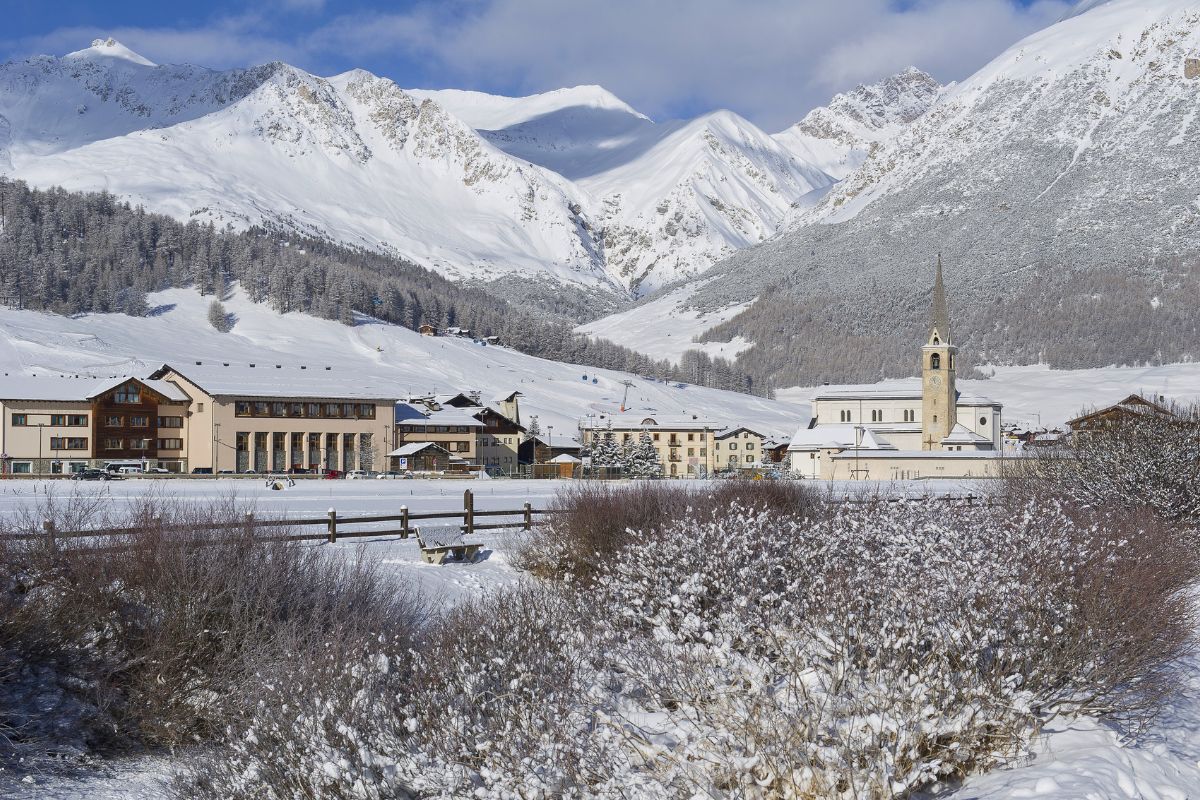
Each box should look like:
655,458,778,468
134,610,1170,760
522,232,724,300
930,353,941,370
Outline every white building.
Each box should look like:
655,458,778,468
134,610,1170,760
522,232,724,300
788,259,1008,481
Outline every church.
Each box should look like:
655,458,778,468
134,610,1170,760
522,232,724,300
788,259,1007,481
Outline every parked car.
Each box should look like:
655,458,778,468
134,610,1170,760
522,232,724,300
217,469,235,475
191,467,213,475
323,469,342,479
345,470,372,480
73,468,115,481
149,467,170,474
376,471,413,480
287,467,310,475
117,466,143,475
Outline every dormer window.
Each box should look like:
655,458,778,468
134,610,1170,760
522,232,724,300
930,353,941,370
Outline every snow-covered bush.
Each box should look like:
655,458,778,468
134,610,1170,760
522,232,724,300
191,497,1193,799
1008,399,1200,522
581,500,1196,796
0,500,419,761
521,479,817,581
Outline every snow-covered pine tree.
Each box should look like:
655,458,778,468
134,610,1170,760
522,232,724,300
207,299,233,332
589,427,624,475
626,431,662,478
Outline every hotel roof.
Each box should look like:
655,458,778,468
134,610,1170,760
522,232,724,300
151,362,399,401
0,375,190,403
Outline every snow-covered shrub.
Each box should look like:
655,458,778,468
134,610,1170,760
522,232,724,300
521,479,817,581
580,500,1196,797
186,498,1195,799
1007,398,1200,522
0,501,419,759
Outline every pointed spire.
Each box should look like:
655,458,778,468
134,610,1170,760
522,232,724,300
931,253,951,344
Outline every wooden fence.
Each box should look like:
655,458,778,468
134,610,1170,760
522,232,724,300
3,489,549,547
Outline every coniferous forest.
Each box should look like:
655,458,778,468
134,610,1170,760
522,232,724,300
0,179,767,397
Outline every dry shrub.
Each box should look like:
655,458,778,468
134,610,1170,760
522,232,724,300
521,478,819,580
0,497,419,764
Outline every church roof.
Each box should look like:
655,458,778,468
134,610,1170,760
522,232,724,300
940,424,992,445
811,378,999,407
788,425,896,451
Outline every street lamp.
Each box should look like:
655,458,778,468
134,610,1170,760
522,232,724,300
547,425,554,459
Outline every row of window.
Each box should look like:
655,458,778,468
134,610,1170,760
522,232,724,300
12,414,88,427
397,424,473,434
12,414,184,428
837,409,919,423
101,438,182,451
235,401,377,420
715,441,755,450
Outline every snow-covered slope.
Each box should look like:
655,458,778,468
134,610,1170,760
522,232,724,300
419,86,835,294
0,287,807,440
627,0,1200,385
0,41,611,291
773,67,941,180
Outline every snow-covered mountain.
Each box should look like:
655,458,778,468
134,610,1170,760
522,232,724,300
415,85,835,293
0,39,610,291
772,67,942,180
0,41,843,298
597,0,1200,383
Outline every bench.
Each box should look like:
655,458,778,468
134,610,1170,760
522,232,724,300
416,525,482,565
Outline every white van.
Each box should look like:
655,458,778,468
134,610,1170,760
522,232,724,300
104,460,146,474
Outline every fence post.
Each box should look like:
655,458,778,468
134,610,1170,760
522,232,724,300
327,507,337,544
523,501,532,531
966,493,974,507
401,505,409,539
42,518,55,548
464,489,474,535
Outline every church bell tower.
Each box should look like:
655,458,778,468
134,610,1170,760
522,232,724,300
921,256,957,450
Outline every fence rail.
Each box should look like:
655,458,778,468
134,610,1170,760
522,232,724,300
2,489,550,547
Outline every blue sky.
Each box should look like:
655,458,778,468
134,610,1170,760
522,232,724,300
0,0,1075,129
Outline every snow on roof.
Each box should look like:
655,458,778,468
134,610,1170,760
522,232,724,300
388,442,451,457
811,378,999,407
788,425,895,450
397,409,484,428
0,375,189,403
155,362,398,401
940,424,992,444
831,450,1017,460
394,403,428,422
581,415,721,431
549,453,582,463
716,426,766,439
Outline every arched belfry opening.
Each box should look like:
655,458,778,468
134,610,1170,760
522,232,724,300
930,353,941,370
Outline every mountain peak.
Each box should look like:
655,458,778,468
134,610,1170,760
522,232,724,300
65,38,157,67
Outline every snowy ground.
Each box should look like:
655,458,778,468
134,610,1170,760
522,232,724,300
5,477,1200,798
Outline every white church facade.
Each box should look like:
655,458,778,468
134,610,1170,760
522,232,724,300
788,260,1007,481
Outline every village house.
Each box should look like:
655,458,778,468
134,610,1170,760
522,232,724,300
788,260,1011,481
392,406,483,465
0,375,193,474
148,362,394,473
580,415,723,478
1067,394,1173,434
714,427,767,471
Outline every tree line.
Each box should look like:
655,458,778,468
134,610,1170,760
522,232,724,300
0,179,768,396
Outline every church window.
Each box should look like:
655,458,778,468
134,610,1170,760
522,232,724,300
930,353,941,370
980,416,988,426
933,415,938,423
839,410,850,422
950,355,955,369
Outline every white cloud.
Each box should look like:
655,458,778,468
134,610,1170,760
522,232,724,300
0,0,1074,130
314,0,1073,129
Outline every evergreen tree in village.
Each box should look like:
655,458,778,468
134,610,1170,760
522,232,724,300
624,431,663,478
